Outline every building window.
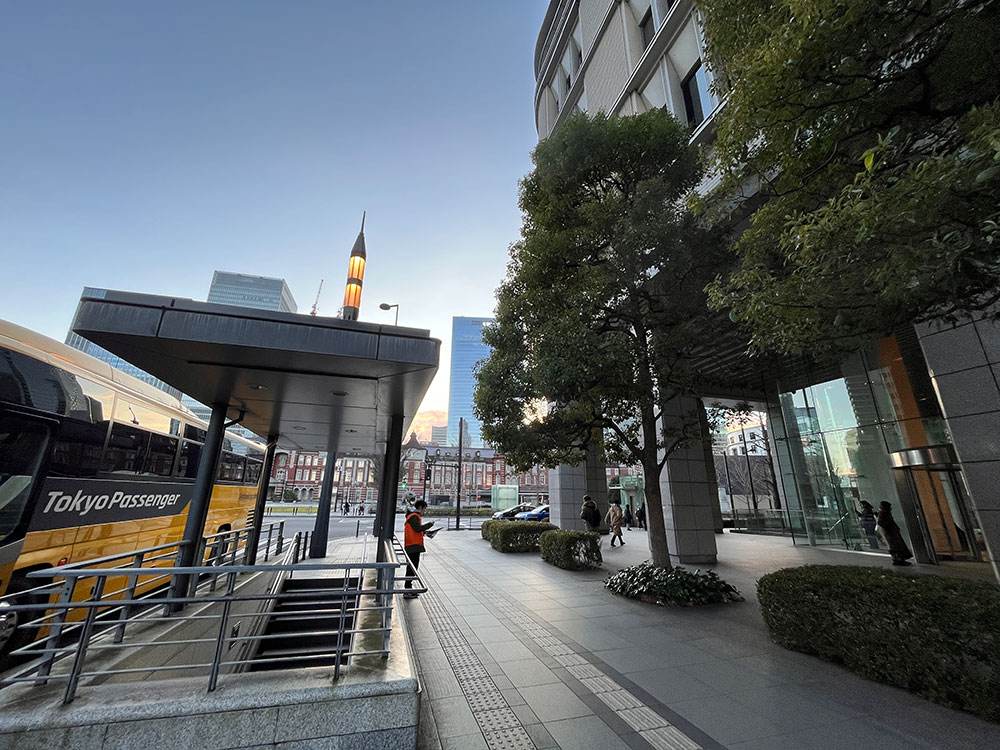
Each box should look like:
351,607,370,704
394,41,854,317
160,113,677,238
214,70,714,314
681,60,712,126
640,9,655,49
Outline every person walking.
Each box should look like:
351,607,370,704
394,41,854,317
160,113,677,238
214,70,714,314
857,500,880,549
877,501,913,566
403,499,435,597
343,500,350,516
636,504,646,530
580,495,601,532
623,503,633,531
605,498,625,547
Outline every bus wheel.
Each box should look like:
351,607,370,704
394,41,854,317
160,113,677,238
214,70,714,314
0,577,44,662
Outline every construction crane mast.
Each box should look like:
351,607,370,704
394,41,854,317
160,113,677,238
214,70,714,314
310,279,324,316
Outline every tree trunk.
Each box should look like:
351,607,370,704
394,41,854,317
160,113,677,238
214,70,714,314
639,403,673,570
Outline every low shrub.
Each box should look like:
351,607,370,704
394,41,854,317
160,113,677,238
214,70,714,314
758,565,1000,722
540,530,602,570
480,519,500,541
490,521,557,553
605,563,742,606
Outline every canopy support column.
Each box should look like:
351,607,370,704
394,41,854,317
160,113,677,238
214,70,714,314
170,402,228,610
310,452,338,558
245,434,278,565
376,414,404,562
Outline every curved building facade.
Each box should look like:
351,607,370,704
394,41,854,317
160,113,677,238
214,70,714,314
533,0,1000,580
534,0,717,143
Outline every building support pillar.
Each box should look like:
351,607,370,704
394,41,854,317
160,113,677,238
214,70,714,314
245,434,278,565
549,445,609,531
310,452,338,558
170,402,228,610
376,414,405,562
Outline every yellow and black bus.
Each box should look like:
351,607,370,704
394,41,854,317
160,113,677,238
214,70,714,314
0,319,266,657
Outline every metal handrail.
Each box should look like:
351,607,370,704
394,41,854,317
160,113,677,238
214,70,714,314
1,531,411,705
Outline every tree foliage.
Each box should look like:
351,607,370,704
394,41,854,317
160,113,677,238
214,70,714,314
699,0,1000,356
474,110,731,567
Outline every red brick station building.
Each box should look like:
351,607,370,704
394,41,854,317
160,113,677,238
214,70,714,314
267,433,639,511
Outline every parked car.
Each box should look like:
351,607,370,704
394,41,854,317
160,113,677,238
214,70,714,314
492,503,536,520
514,504,550,522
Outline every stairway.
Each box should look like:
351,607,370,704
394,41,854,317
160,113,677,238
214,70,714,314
250,577,361,671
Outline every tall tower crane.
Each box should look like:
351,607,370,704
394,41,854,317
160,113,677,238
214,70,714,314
310,279,324,316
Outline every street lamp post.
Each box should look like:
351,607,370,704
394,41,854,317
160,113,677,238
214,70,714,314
379,302,399,326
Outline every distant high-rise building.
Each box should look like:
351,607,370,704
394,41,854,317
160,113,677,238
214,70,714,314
207,271,297,313
430,426,448,445
66,287,183,399
447,317,493,447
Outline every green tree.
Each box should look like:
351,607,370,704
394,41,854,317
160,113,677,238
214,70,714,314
475,110,730,568
699,0,1000,356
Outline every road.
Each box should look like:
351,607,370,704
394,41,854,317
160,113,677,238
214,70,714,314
266,512,377,541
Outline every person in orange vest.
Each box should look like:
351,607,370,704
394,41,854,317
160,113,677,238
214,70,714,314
403,498,435,598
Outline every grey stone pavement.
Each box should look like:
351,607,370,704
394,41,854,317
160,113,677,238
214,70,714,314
403,526,1000,750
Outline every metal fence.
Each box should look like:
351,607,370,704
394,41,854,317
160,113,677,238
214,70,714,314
0,529,424,704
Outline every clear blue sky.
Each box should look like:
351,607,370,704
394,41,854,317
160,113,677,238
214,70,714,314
0,1,546,414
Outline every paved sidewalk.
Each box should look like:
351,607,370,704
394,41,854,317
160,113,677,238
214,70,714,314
405,528,999,750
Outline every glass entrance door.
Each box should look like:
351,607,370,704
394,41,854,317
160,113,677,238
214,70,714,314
894,467,982,562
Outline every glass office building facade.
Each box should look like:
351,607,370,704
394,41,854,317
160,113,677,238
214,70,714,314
766,327,985,564
207,271,297,313
447,317,493,447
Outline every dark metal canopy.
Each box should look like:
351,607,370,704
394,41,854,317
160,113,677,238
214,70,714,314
71,290,440,453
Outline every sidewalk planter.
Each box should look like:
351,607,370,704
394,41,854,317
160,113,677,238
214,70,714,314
758,565,1000,722
489,521,557,552
539,530,602,570
605,563,742,606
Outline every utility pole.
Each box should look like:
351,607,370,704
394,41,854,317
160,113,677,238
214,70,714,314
455,417,464,530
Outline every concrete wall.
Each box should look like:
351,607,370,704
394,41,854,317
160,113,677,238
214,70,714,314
917,314,1000,580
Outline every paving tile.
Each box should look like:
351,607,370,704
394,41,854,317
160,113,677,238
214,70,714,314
499,657,562,688
596,643,714,673
421,668,463,700
475,625,518,644
677,658,783,693
429,699,481,739
726,717,943,750
626,665,720,705
518,683,592,721
441,732,488,750
729,684,860,732
544,715,633,750
667,694,787,745
481,639,535,663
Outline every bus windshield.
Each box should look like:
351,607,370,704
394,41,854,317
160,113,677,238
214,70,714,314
0,414,51,544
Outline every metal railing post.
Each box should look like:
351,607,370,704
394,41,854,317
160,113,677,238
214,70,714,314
276,521,285,555
334,566,350,681
35,576,76,684
207,571,238,693
63,576,106,704
382,560,395,658
114,551,145,643
264,524,274,561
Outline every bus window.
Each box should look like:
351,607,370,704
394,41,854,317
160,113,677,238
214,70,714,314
48,418,109,478
144,433,178,477
219,451,245,482
176,440,201,479
184,424,206,443
245,458,263,485
102,422,149,473
0,414,51,544
113,400,175,436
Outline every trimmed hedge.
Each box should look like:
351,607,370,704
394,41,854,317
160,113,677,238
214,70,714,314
605,563,742,606
540,530,602,570
490,521,557,552
758,566,1000,722
481,519,501,541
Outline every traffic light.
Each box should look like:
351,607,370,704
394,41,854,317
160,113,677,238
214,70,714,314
425,468,431,480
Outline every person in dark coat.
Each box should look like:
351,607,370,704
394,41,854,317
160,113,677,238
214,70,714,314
857,500,879,549
636,504,646,530
624,503,633,531
877,501,912,565
580,495,600,531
